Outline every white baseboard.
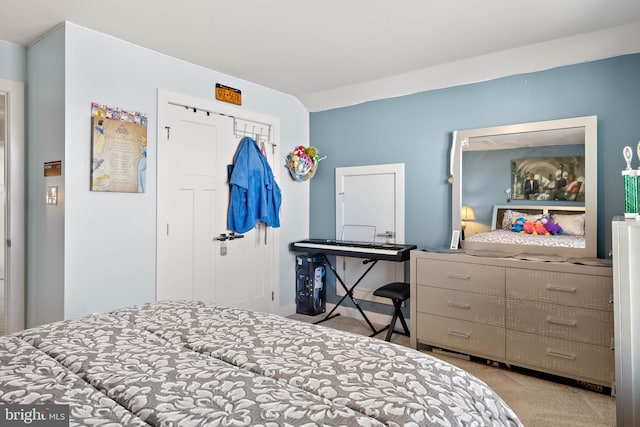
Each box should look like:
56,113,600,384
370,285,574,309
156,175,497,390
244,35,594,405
279,303,393,325
281,302,396,327
323,303,393,326
279,303,297,317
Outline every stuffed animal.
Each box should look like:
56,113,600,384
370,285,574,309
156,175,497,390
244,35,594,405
540,215,564,235
522,220,536,234
533,221,549,235
511,217,526,233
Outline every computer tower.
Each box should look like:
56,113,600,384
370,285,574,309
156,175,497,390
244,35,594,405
295,255,326,315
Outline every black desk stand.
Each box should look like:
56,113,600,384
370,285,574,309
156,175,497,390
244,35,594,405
313,254,382,336
289,239,416,336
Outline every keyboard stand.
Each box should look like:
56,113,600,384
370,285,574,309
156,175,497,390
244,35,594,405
312,254,382,336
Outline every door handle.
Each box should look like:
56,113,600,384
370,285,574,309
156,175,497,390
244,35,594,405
215,232,245,242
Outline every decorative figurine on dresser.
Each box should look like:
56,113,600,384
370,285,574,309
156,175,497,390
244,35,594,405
621,143,640,219
411,116,614,392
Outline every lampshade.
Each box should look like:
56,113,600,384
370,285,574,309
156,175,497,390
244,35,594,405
461,206,475,221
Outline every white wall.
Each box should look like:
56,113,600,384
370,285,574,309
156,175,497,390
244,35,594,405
27,22,309,324
26,27,65,327
0,39,26,82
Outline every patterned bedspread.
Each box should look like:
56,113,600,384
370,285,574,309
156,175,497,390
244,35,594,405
466,229,585,248
0,300,522,426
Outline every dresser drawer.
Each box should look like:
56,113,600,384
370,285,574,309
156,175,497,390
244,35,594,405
417,313,505,360
506,299,613,347
417,286,505,327
506,330,615,386
416,259,505,296
506,268,612,311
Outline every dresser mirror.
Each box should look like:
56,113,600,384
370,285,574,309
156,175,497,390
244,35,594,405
450,115,597,258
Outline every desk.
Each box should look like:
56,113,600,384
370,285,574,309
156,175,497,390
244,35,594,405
290,239,416,334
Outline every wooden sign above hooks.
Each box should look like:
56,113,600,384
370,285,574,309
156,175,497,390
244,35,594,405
215,83,242,106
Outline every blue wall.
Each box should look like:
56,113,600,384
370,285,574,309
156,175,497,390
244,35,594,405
310,53,640,311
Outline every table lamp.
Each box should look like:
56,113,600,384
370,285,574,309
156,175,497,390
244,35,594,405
461,205,475,240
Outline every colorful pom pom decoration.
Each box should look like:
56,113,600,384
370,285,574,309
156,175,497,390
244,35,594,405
286,145,325,181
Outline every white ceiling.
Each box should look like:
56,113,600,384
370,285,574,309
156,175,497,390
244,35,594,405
1,0,640,110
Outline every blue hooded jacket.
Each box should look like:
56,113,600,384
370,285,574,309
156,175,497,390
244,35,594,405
228,137,282,233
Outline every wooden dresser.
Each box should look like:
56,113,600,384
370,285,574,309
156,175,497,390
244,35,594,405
410,250,615,387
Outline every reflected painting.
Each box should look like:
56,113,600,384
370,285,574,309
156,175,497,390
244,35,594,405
511,156,585,201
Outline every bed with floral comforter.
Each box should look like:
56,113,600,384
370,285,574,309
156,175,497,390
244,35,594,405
0,300,522,426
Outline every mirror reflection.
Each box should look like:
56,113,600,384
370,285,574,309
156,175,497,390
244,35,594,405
451,116,597,259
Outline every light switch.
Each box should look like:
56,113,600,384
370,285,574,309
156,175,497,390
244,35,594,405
46,186,58,205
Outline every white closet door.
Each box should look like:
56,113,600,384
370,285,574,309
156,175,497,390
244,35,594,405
335,164,405,304
157,92,277,313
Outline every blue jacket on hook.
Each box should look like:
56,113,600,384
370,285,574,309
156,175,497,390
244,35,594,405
228,136,282,233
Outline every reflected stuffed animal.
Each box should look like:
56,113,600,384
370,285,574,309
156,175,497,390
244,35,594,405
540,215,563,235
511,217,526,233
522,220,536,234
533,221,549,235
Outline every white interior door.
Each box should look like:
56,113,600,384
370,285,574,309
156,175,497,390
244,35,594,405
335,164,405,304
0,93,5,334
0,79,25,334
157,91,277,313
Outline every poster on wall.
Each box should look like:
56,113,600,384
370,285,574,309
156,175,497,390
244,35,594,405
91,102,148,193
511,156,585,201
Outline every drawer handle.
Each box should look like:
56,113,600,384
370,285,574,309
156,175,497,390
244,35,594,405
447,301,471,309
447,273,471,280
447,330,470,339
546,349,576,360
545,284,577,293
545,316,577,327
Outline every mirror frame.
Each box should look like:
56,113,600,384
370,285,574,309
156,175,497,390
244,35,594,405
451,115,597,258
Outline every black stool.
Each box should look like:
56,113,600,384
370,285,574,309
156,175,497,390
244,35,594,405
372,282,410,342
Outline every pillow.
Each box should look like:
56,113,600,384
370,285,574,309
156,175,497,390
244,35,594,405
552,213,585,236
525,213,544,223
501,210,543,230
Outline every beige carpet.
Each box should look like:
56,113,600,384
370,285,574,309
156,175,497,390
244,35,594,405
290,313,616,427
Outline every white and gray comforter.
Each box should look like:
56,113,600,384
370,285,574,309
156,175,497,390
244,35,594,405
0,300,522,426
465,229,585,248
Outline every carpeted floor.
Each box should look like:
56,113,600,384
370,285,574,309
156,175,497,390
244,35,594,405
290,313,616,427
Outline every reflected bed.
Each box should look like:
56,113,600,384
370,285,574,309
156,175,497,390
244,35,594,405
463,205,586,257
466,229,584,248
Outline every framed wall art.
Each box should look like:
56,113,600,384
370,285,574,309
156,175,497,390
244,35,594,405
91,103,148,193
511,156,585,202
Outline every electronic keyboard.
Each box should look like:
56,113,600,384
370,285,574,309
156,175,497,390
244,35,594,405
290,239,416,262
